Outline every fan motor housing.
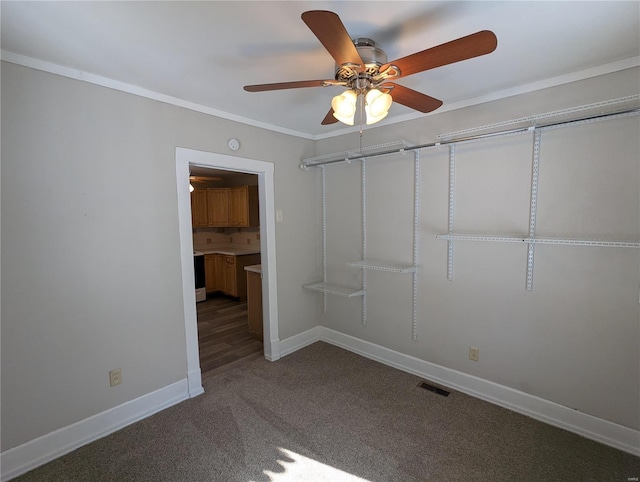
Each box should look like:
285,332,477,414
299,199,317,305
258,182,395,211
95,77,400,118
335,38,388,81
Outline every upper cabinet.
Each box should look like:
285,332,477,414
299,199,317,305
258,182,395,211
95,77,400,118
192,185,259,228
229,186,259,227
207,188,229,227
190,189,208,227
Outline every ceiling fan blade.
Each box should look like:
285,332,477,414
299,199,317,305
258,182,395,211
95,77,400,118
384,83,443,113
381,30,497,79
301,10,364,70
321,108,339,125
244,80,333,92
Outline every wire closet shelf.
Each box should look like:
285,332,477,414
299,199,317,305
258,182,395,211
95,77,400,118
301,95,640,337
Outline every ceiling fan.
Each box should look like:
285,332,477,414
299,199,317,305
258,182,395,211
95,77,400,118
244,10,497,126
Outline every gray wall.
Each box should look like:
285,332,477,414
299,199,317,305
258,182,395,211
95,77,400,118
2,60,638,454
1,62,318,450
313,68,640,430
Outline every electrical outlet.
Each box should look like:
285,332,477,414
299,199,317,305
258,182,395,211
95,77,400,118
469,347,479,362
206,238,212,244
109,368,122,387
246,238,251,244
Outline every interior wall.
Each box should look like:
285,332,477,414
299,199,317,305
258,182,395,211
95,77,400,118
0,62,318,451
312,67,640,430
2,57,638,455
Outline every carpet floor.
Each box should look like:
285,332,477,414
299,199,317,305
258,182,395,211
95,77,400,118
13,342,640,481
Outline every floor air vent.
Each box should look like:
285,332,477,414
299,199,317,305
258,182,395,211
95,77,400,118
418,381,451,397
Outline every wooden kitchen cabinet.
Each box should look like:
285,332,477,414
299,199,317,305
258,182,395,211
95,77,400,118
203,253,261,300
213,254,224,292
190,189,208,227
229,186,259,227
222,255,236,296
224,253,261,300
206,188,229,227
246,269,263,341
204,254,219,293
192,186,258,228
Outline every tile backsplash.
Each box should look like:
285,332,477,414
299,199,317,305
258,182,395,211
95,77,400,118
193,227,260,247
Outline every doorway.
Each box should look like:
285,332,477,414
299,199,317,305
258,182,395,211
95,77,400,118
175,147,280,397
191,168,263,377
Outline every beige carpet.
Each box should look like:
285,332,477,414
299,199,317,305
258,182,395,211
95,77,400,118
14,342,640,481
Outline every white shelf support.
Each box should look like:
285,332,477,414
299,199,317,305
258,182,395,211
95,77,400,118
447,144,456,281
346,260,417,273
303,282,365,298
361,158,367,326
412,151,421,341
436,233,640,248
527,129,542,291
304,165,365,301
321,165,327,314
345,150,421,339
435,104,639,291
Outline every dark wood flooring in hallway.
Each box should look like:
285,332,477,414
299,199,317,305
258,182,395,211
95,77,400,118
196,294,263,379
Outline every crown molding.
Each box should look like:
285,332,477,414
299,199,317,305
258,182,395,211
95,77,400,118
0,50,316,140
2,50,638,142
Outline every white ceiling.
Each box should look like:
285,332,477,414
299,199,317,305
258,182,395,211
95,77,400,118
2,1,638,139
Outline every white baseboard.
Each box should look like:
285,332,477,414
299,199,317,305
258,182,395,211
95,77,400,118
4,328,637,481
279,326,321,357
311,326,639,457
187,369,205,397
1,379,194,481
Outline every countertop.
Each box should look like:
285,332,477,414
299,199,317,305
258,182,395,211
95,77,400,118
244,264,262,274
193,244,261,256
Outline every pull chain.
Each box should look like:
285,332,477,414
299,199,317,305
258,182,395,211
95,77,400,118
359,93,364,150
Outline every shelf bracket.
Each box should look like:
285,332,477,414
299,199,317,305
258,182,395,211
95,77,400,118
526,129,542,291
447,144,456,281
412,151,421,340
361,158,367,326
321,165,327,314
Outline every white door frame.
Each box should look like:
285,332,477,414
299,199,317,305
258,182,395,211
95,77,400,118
175,147,280,396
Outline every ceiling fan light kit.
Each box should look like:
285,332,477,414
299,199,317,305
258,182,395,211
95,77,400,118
331,90,358,125
244,10,497,128
364,89,393,124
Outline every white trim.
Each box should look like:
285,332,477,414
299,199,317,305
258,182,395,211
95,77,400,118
175,147,280,369
279,326,322,358
4,329,637,481
0,380,189,482
314,327,639,456
3,50,637,142
313,56,640,140
175,157,205,397
0,51,314,141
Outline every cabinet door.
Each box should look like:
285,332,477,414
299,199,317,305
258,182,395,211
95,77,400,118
204,254,217,293
207,188,229,227
190,189,208,227
228,186,249,227
223,256,237,296
213,254,224,292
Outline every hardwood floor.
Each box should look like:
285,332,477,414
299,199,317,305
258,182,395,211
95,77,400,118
197,294,263,379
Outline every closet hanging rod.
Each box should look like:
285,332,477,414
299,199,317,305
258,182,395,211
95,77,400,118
301,107,640,169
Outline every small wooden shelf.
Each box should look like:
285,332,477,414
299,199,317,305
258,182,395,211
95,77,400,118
346,259,417,273
303,281,365,298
